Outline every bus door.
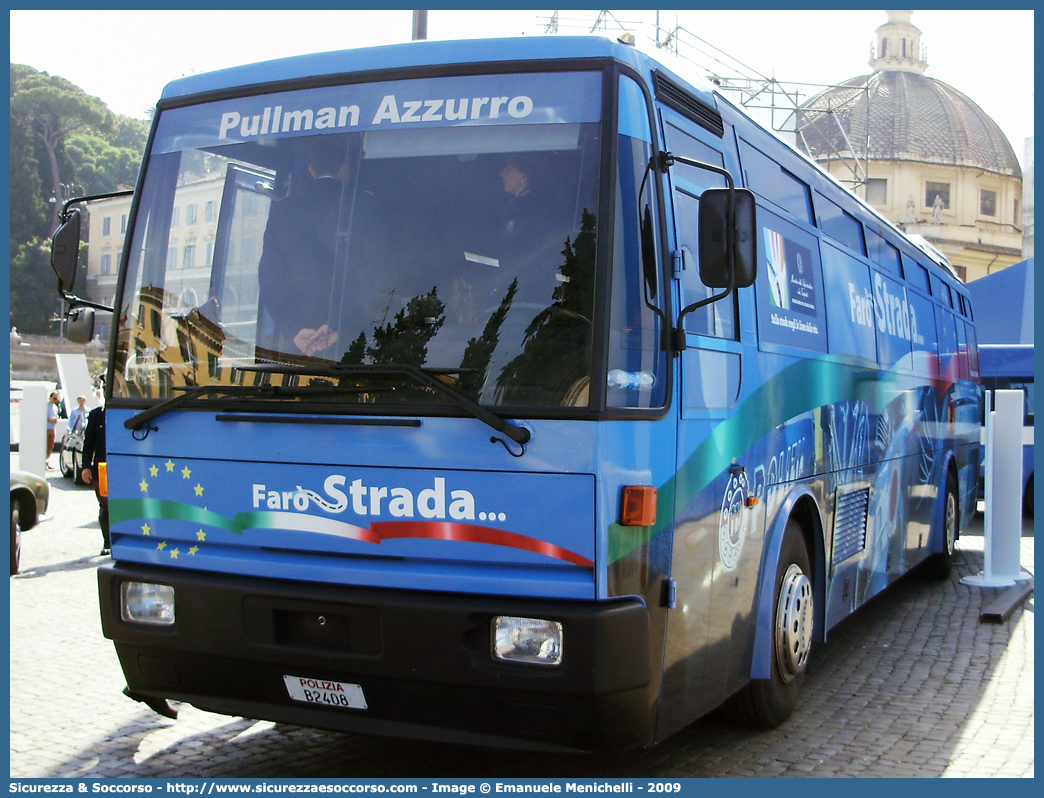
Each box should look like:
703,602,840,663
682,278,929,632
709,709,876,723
657,110,750,735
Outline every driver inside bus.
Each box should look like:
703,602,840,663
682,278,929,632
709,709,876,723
257,135,355,358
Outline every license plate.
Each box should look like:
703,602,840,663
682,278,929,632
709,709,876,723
283,675,368,710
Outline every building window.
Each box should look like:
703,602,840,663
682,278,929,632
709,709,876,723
205,200,216,223
866,178,887,206
183,244,195,270
1015,199,1020,225
171,207,180,227
100,254,111,275
102,216,111,236
980,189,997,217
167,247,176,269
120,214,127,234
925,182,950,209
205,241,214,267
186,203,198,225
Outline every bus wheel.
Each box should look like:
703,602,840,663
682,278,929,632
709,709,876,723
723,520,812,728
1023,475,1033,518
921,472,958,580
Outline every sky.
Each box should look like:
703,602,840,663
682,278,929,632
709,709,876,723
8,8,1035,169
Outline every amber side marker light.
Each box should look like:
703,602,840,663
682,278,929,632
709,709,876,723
620,485,658,527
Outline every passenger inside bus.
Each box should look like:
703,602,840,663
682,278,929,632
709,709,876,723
256,136,350,357
256,135,391,360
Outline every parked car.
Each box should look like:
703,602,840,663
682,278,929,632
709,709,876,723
60,410,89,485
10,470,50,575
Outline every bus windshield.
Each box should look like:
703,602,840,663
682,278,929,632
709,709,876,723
113,71,603,410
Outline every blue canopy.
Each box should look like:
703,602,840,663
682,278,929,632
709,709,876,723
967,257,1034,344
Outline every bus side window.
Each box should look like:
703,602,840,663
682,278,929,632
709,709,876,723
821,242,876,362
935,306,958,377
738,138,813,224
606,75,667,409
964,321,979,381
955,321,970,380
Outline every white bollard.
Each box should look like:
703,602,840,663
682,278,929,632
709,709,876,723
18,384,49,477
56,353,102,410
962,389,1032,587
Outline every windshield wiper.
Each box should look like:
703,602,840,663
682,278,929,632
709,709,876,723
238,363,532,446
123,381,371,430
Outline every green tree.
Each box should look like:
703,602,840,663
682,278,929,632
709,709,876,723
8,94,47,246
367,288,446,367
457,278,518,400
65,131,143,194
494,209,598,405
9,238,62,335
10,64,116,231
9,64,148,339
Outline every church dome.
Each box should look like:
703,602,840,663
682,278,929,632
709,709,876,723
796,11,1021,179
797,71,1022,178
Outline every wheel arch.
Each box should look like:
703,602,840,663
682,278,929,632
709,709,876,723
749,486,825,680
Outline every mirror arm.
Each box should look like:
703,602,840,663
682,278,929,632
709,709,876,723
660,153,740,353
672,275,734,352
60,189,134,221
658,152,735,191
53,189,132,311
60,294,114,313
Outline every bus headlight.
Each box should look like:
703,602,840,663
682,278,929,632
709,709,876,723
121,581,176,626
492,616,563,666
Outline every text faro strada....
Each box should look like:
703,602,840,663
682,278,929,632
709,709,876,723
252,475,483,521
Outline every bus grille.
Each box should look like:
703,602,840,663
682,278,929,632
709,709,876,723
653,72,725,137
833,488,870,564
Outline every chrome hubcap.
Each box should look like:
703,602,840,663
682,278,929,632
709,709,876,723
775,564,813,683
944,491,957,555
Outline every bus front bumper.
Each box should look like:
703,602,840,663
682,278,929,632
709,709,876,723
99,563,655,751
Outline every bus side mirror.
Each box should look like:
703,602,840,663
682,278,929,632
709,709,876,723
51,208,83,294
698,188,757,289
65,306,96,345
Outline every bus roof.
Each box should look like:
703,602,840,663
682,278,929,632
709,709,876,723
159,35,715,108
979,344,1035,378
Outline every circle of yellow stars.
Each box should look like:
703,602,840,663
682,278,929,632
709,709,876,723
137,459,208,560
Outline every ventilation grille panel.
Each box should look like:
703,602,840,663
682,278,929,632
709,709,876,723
653,72,725,138
833,487,870,565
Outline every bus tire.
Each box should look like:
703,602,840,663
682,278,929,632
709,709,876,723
921,471,958,580
723,519,813,728
1023,475,1033,518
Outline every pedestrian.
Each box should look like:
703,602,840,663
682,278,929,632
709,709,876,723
45,391,61,469
67,395,89,432
80,406,110,556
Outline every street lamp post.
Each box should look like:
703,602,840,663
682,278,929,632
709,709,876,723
412,10,427,40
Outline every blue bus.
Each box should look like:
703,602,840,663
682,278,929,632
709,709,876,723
50,35,980,750
979,344,1034,516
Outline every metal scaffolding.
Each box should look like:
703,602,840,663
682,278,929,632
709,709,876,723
539,10,872,192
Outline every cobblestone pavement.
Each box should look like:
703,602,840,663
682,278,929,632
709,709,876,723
9,461,1033,778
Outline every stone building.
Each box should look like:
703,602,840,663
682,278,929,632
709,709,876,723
795,10,1023,282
